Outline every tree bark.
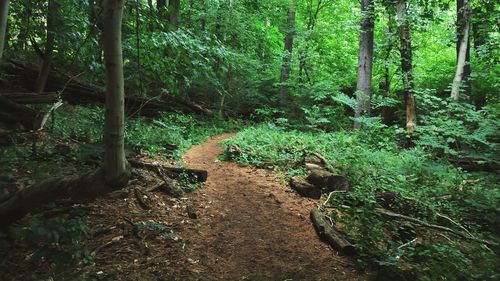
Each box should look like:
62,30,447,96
102,0,129,187
279,6,296,102
0,0,10,61
157,0,166,10
353,0,375,129
396,1,416,134
34,0,56,93
456,0,471,99
169,0,180,27
451,0,471,102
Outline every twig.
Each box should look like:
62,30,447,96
398,237,417,249
436,212,474,238
322,190,346,207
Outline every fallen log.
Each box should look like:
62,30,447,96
310,208,355,255
306,170,350,192
0,92,59,104
2,60,213,116
0,168,129,226
129,160,208,183
290,176,321,199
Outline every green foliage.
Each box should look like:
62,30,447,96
52,105,243,158
415,92,500,161
224,125,499,280
15,216,92,271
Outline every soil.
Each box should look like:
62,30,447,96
0,133,365,281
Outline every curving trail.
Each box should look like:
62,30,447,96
170,133,362,281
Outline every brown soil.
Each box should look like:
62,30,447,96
0,133,364,281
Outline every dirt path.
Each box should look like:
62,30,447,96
0,133,364,281
173,133,362,281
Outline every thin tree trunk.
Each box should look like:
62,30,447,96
396,0,416,134
451,0,470,102
456,0,471,99
34,0,56,93
169,0,180,27
354,0,375,129
280,6,295,101
102,0,129,186
0,0,9,61
157,0,166,10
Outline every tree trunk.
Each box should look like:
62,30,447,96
0,0,10,61
451,0,470,102
279,6,295,102
396,1,416,134
456,0,471,99
169,0,180,27
157,0,166,10
34,0,56,93
353,0,375,129
102,0,129,187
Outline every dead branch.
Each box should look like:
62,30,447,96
374,208,498,247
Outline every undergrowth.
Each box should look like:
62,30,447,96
223,123,500,280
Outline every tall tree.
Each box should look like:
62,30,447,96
450,0,471,101
353,0,375,129
456,0,471,99
396,0,416,134
102,0,129,186
280,5,296,101
34,0,57,93
0,0,9,61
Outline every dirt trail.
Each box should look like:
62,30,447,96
174,133,361,281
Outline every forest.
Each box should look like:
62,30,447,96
0,0,498,280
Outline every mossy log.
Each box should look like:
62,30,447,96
0,168,129,226
290,176,321,199
310,208,355,255
306,170,350,192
